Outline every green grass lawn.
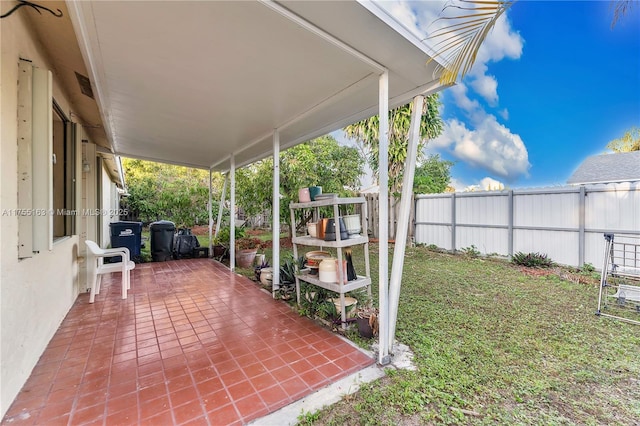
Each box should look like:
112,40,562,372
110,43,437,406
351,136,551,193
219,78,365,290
135,232,639,424
292,245,640,425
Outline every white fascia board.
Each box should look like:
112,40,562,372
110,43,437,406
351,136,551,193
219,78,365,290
357,0,446,68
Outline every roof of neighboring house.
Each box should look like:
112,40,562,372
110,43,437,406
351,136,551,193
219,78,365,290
567,151,640,185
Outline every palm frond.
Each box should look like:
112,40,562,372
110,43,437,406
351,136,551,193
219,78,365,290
611,0,637,28
426,0,514,85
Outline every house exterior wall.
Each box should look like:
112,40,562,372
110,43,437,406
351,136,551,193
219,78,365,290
100,161,120,248
0,12,102,417
414,183,640,268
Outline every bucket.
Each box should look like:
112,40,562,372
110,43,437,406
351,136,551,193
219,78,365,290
330,297,358,318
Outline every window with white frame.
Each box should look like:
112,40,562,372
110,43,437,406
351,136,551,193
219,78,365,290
52,102,76,239
17,60,78,257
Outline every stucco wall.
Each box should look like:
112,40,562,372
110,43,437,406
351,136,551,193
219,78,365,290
100,161,120,248
1,12,82,417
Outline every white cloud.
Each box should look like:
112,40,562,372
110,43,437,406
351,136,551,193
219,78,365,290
470,75,499,106
432,117,530,181
479,177,505,191
378,1,523,105
450,84,480,114
466,9,523,104
454,177,505,192
376,1,528,184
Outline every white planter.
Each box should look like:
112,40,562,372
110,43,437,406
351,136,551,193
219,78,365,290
260,267,273,285
342,214,361,236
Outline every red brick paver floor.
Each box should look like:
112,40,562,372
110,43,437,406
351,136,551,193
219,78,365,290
2,259,373,425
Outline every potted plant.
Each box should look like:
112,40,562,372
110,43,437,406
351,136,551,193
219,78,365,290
254,257,271,284
213,226,245,259
277,256,304,300
355,305,378,338
235,237,263,268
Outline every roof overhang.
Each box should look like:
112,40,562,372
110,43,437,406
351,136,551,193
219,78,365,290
62,0,447,171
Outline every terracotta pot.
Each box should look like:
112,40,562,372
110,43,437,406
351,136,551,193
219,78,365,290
235,249,257,268
305,250,331,268
317,218,329,240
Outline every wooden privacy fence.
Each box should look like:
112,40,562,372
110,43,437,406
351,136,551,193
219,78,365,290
362,193,415,240
413,183,640,268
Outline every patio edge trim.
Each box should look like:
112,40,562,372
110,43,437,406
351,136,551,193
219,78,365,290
248,364,385,426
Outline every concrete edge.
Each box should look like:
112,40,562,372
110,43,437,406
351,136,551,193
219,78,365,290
248,363,385,426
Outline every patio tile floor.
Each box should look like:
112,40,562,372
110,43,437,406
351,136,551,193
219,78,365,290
2,259,373,425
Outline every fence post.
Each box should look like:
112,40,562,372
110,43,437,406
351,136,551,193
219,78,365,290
579,186,586,267
508,190,514,257
451,193,456,252
409,193,415,241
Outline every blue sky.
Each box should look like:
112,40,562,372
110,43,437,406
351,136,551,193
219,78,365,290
337,1,640,191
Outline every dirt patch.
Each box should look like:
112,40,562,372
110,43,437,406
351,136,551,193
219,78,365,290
519,266,598,286
189,225,210,236
245,228,268,237
519,267,555,278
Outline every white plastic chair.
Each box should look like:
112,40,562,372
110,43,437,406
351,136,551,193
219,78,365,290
85,240,136,303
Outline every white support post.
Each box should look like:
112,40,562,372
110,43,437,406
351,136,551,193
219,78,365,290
208,168,213,257
272,130,281,297
378,70,391,365
388,95,424,351
230,155,236,270
215,174,228,241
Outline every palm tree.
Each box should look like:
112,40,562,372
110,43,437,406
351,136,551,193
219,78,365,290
344,94,443,195
606,127,640,152
429,0,636,85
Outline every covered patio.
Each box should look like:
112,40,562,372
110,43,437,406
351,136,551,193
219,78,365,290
1,259,373,425
1,0,447,419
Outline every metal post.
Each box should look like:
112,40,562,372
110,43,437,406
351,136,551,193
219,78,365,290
579,186,586,267
378,70,391,365
215,174,228,241
508,190,514,257
451,193,456,252
230,155,236,270
388,95,424,350
208,168,213,257
272,130,281,298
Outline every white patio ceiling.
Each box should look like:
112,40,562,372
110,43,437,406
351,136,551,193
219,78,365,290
68,0,446,171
